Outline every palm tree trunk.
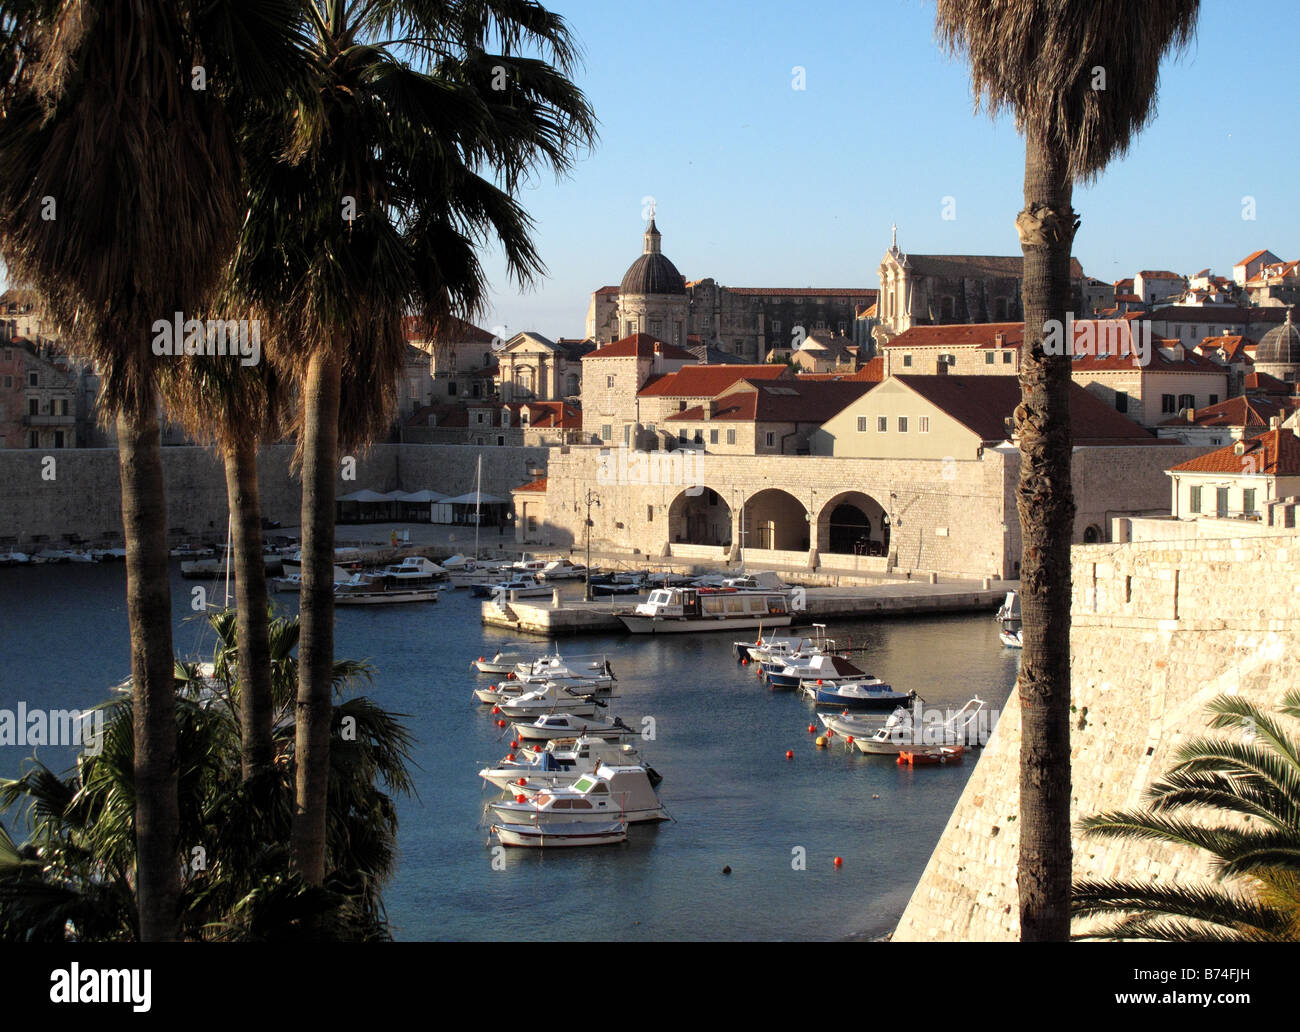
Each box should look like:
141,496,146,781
116,399,180,941
223,436,274,780
1015,124,1078,942
291,349,341,884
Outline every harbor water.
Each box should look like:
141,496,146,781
0,564,1019,940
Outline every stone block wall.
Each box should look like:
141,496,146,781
0,444,547,547
892,532,1300,940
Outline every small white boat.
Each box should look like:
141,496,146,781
512,713,637,743
170,543,215,559
366,556,447,587
999,627,1023,649
852,697,985,756
472,644,543,674
496,684,606,718
479,735,655,792
333,579,439,605
491,820,627,848
619,586,792,634
488,764,667,824
536,559,589,581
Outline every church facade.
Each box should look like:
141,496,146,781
585,219,877,362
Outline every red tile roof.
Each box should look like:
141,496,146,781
892,375,1163,446
1137,270,1184,280
798,356,884,382
585,333,697,361
1158,395,1297,430
1236,249,1272,267
403,315,496,344
513,476,548,493
881,322,1024,349
594,285,620,295
636,364,788,397
1243,371,1296,396
1170,428,1300,476
665,380,874,424
1114,294,1143,303
1198,335,1254,363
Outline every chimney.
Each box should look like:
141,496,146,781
1270,415,1281,430
994,332,1005,348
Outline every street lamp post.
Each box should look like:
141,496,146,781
583,489,600,602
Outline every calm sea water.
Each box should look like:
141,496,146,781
0,564,1018,940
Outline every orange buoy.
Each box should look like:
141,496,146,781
517,777,526,785
496,719,506,727
834,856,843,868
506,753,516,762
741,658,749,665
847,736,855,745
492,705,501,714
506,672,515,680
785,750,794,760
479,656,485,662
510,740,519,749
515,794,526,802
816,679,824,685
807,724,816,733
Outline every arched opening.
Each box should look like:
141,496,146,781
818,491,890,557
1083,524,1103,544
668,487,732,546
742,489,809,552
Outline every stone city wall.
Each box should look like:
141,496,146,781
0,444,547,546
893,532,1300,940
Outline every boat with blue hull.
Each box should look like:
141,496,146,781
811,679,917,710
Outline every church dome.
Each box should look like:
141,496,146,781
619,219,686,296
1256,309,1300,367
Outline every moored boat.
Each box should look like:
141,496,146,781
618,586,792,634
491,820,627,848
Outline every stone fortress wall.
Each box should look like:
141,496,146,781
0,444,547,546
893,531,1300,940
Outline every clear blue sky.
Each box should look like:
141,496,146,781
479,0,1300,340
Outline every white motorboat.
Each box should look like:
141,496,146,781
488,764,668,824
169,543,215,559
333,574,438,605
496,684,607,718
478,735,656,792
472,576,551,599
536,559,588,581
472,644,543,674
273,563,358,593
764,652,866,690
817,710,894,739
512,652,616,686
491,820,627,848
999,627,1023,648
618,586,792,634
0,550,30,566
512,713,637,743
366,556,447,587
851,697,986,755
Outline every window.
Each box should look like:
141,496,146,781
27,371,37,386
53,431,64,448
474,411,486,424
647,505,654,523
919,416,930,433
678,429,688,442
693,430,704,444
606,374,615,388
877,416,888,432
985,352,995,365
1216,487,1229,518
1209,394,1219,406
1,375,9,387
624,424,632,446
1243,488,1257,516
902,354,912,367
1178,394,1195,411
856,416,868,432
1161,394,1176,413
27,398,38,415
898,416,908,433
601,424,612,441
449,381,459,396
726,429,736,445
27,431,37,448
1115,392,1128,413
765,431,776,448
710,428,719,444
1189,486,1202,513
1002,352,1013,364
496,435,505,446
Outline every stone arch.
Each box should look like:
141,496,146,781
816,490,889,556
1083,523,1103,544
741,488,809,552
668,487,732,546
